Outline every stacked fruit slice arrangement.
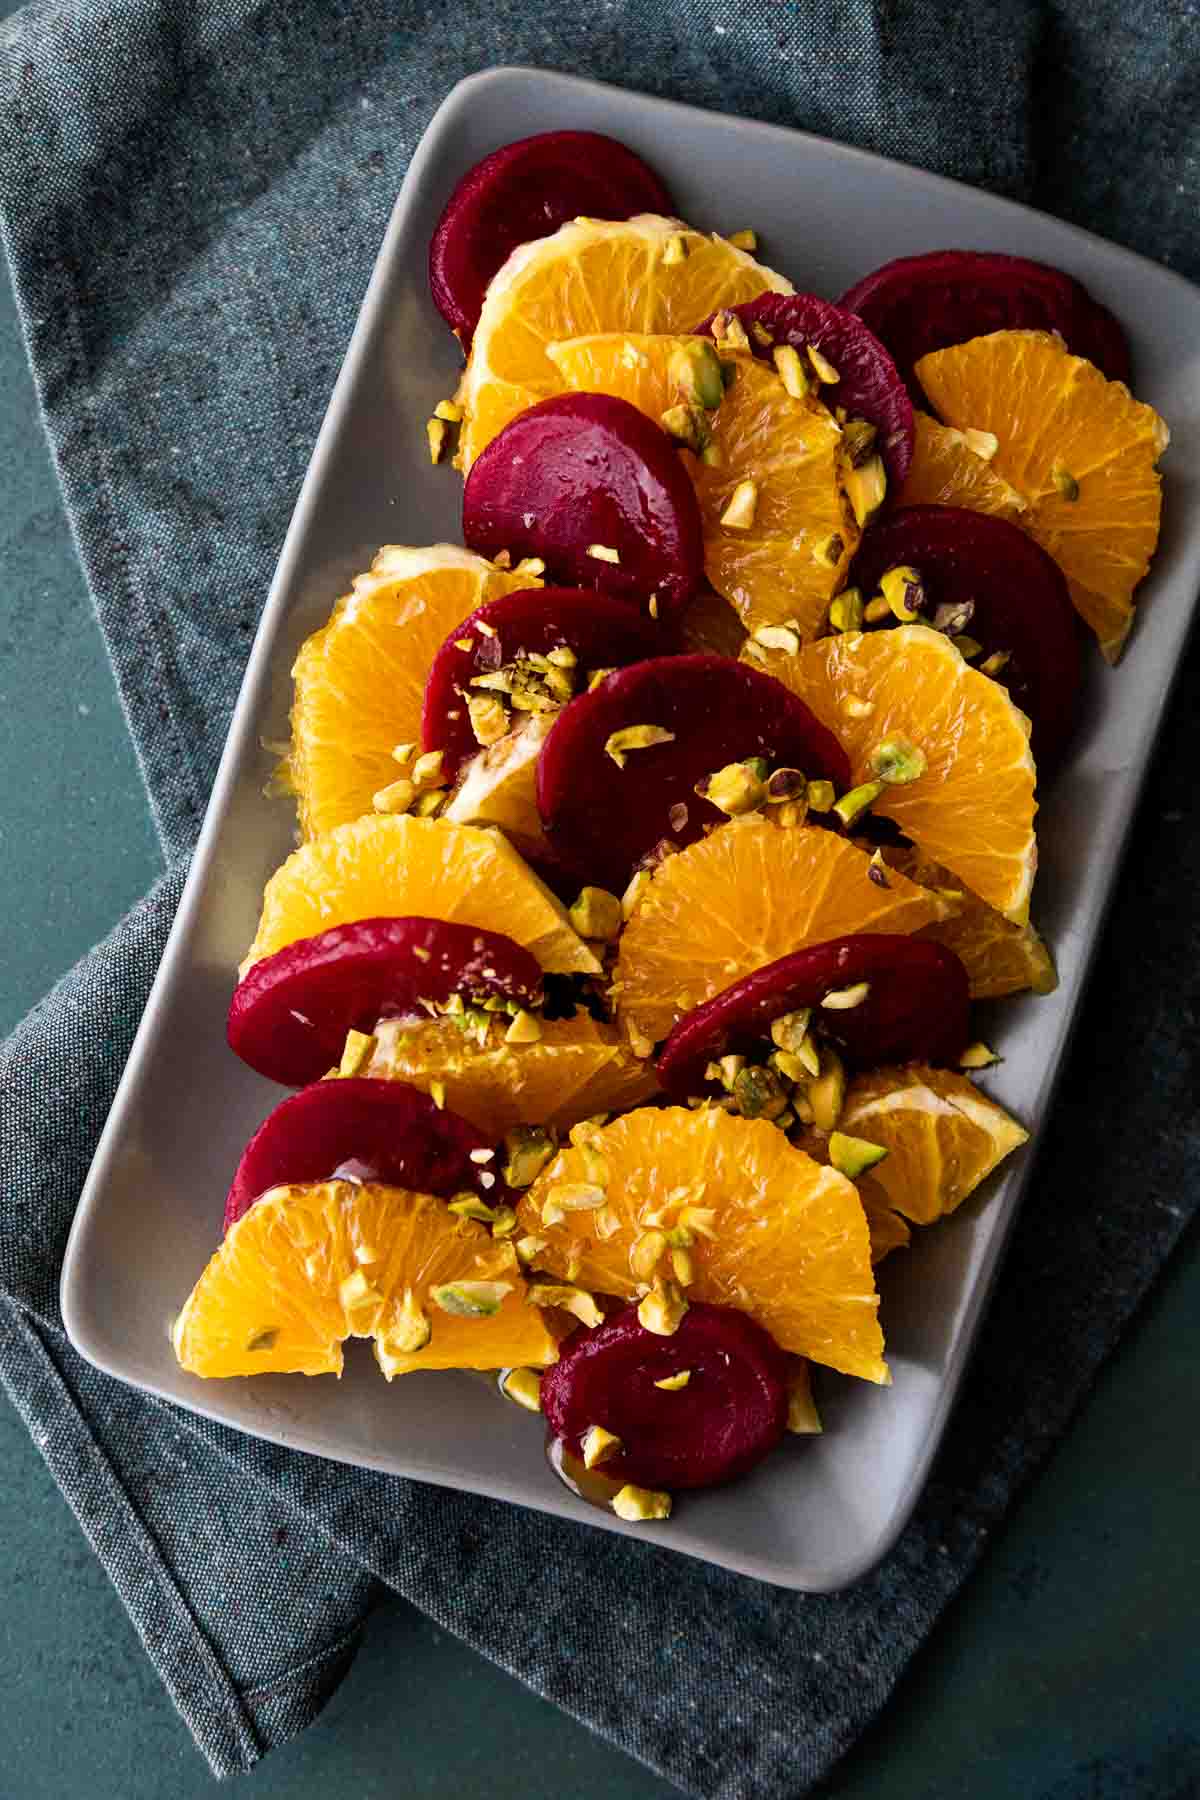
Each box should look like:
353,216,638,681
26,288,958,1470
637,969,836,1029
173,129,1169,1526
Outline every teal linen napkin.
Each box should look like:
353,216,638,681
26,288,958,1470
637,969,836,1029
1,2,1198,1791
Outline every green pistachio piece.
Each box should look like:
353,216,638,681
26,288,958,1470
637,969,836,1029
828,1131,890,1179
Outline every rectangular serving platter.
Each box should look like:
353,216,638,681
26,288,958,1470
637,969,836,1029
61,66,1200,1590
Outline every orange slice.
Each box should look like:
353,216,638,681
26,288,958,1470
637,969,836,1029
751,624,1038,923
860,1191,911,1264
887,846,1057,999
285,545,538,840
897,411,1028,523
173,1180,558,1379
518,1106,887,1382
243,814,600,978
363,1013,660,1138
442,715,555,861
916,330,1169,661
613,817,951,1049
547,334,857,636
457,215,791,468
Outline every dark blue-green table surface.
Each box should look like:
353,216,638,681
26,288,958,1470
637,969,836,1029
3,156,1199,1800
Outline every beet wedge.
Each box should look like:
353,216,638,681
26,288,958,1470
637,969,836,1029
658,934,970,1098
228,916,543,1087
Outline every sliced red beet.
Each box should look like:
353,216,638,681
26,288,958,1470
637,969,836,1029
536,654,851,892
542,1302,790,1491
227,917,543,1088
839,249,1131,398
696,293,914,485
422,586,670,781
658,935,970,1097
429,131,675,346
223,1079,504,1233
849,504,1083,770
462,394,705,619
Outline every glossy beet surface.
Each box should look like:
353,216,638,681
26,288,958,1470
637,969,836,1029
228,917,543,1087
541,1303,790,1490
461,394,705,618
422,586,670,780
697,292,914,484
536,654,851,891
658,934,970,1097
839,249,1131,398
223,1079,502,1233
849,504,1083,769
428,131,675,344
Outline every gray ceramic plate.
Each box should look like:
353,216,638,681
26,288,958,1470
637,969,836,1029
61,66,1200,1591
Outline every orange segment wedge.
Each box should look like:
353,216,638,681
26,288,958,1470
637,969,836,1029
547,334,857,637
752,624,1038,924
897,412,1028,522
172,1181,558,1379
916,330,1169,661
613,817,952,1048
243,814,601,978
859,1190,911,1264
457,215,792,468
285,546,539,840
887,847,1057,999
518,1106,887,1382
364,1013,660,1138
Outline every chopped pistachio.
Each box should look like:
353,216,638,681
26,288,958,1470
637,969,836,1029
711,308,751,351
654,1369,692,1391
879,564,925,622
662,232,689,265
546,1182,607,1212
832,780,883,827
612,1484,672,1522
621,868,654,919
727,227,758,250
668,801,689,834
490,1206,517,1238
766,767,807,804
569,885,624,942
718,1054,747,1089
772,1049,810,1084
504,1008,543,1045
430,1280,512,1318
700,759,767,816
699,441,725,467
844,453,887,527
638,1278,688,1336
868,848,891,888
796,1035,822,1078
842,418,878,467
568,1113,610,1145
413,788,446,816
808,1046,847,1133
932,599,975,636
630,1228,668,1283
412,945,432,962
246,1328,279,1352
841,694,875,720
807,342,840,384
426,417,448,463
411,749,444,787
514,1233,549,1266
339,1029,376,1077
770,799,806,828
955,636,984,661
786,1362,823,1434
829,588,864,632
499,1366,543,1412
963,426,998,460
391,740,417,765
448,1194,498,1224
604,723,675,767
1053,465,1080,501
868,735,928,786
465,692,509,747
814,531,845,568
582,1424,623,1469
828,1131,890,1179
372,776,415,814
732,1063,788,1120
529,1281,604,1327
720,478,759,530
667,339,725,410
750,320,774,347
678,1205,717,1239
770,1008,813,1053
772,343,811,399
453,638,474,652
502,1125,556,1189
979,649,1012,678
863,594,891,624
587,543,621,565
434,397,463,424
670,1245,695,1285
806,778,836,812
959,1041,1001,1070
383,1288,432,1354
660,401,711,453
753,622,800,654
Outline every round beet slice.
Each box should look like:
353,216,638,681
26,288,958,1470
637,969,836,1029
223,1079,504,1233
536,654,851,892
696,292,914,484
658,935,970,1097
462,394,705,619
429,131,675,346
542,1302,790,1491
422,585,670,781
228,917,543,1088
839,249,1131,397
849,504,1083,770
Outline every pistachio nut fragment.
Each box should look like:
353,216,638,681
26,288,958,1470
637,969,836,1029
959,1041,1001,1069
653,1369,692,1392
932,598,975,636
840,695,875,720
667,338,726,410
806,778,836,812
772,343,811,399
700,759,767,816
514,1233,549,1266
612,1484,672,1522
719,479,759,531
426,417,448,464
831,780,882,827
753,622,801,655
844,454,887,527
413,788,446,817
954,636,984,661
338,1028,377,1077
569,885,624,942
732,1063,788,1120
430,1280,512,1318
807,1046,847,1133
411,748,445,787
868,848,891,887
372,776,415,815
660,402,710,454
662,232,689,265
388,1288,432,1354
821,981,871,1011
434,397,463,424
829,588,864,632
637,1278,688,1337
979,649,1012,678
726,227,758,251
588,666,617,692
1053,465,1080,501
750,320,774,348
490,1207,518,1239
528,1282,605,1327
467,692,509,746
581,1424,622,1469
869,735,928,785
502,1125,556,1189
670,1246,694,1285
863,594,891,624
828,1130,890,1179
429,1078,447,1109
546,1182,607,1212
814,531,845,569
710,308,751,351
630,1228,668,1283
499,1366,543,1412
766,767,807,803
587,543,621,564
807,342,840,384
448,1194,498,1224
879,565,925,622
963,427,998,460
842,418,878,467
786,1362,823,1434
504,1008,543,1045
604,724,675,768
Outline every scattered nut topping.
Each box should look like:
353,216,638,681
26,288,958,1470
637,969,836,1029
770,1008,812,1053
814,532,845,568
426,417,448,464
750,320,774,348
429,1280,512,1318
668,801,689,833
502,1125,556,1189
410,749,445,788
604,724,675,767
841,418,878,467
978,649,1012,678
772,343,810,399
434,397,463,424
667,339,726,410
621,868,654,918
514,1233,548,1266
587,543,621,564
963,427,998,460
448,1194,498,1224
411,945,432,962
719,478,760,531
955,636,984,661
588,666,617,692
373,776,415,815
504,1008,543,1045
831,780,883,827
727,228,758,251
499,1367,543,1412
630,1228,668,1283
490,1207,517,1238
1053,465,1080,501
829,588,864,632
863,594,891,624
546,1182,607,1212
753,622,801,655
807,1046,847,1133
569,886,624,941
660,402,711,454
474,618,498,637
959,1041,1001,1069
699,758,767,816
638,1277,688,1336
662,232,689,265
711,308,751,352
869,735,928,785
840,694,875,720
611,1484,672,1522
528,1282,604,1327
581,1424,622,1469
466,692,508,746
879,565,926,622
766,767,806,803
338,1029,377,1077
807,342,840,384
413,788,447,817
806,778,836,812
844,454,887,527
670,1245,695,1285
653,1369,692,1392
868,848,891,888
828,1130,890,1180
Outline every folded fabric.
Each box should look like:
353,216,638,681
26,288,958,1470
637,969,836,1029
1,1,1197,1792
